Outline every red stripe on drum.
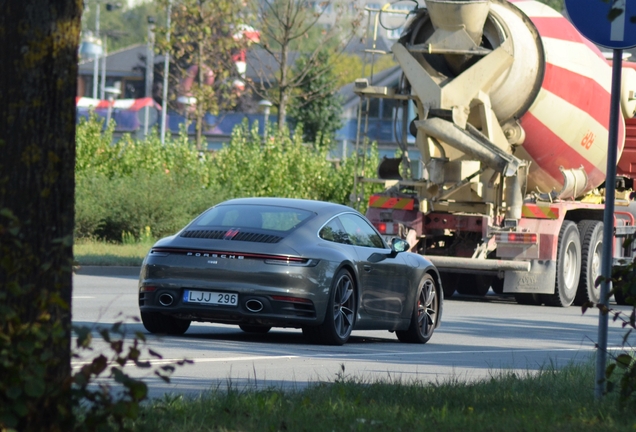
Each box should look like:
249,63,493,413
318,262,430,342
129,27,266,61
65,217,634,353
541,63,611,128
520,112,607,192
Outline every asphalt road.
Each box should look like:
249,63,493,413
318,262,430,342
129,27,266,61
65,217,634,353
72,266,632,398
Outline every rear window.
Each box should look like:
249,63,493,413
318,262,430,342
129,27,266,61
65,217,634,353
193,204,314,232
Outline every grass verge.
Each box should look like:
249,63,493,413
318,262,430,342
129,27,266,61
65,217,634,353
133,362,636,431
74,239,152,266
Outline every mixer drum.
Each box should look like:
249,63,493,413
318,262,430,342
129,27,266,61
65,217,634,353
406,0,624,196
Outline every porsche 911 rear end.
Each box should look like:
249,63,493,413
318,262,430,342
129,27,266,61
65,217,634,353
138,202,336,334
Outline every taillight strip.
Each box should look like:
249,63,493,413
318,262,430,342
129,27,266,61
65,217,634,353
150,247,308,263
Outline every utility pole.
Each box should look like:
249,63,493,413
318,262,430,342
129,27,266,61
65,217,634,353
144,16,156,137
161,0,172,144
100,36,107,100
92,1,100,99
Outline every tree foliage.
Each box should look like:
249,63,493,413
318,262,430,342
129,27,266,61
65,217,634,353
248,0,362,128
288,50,343,144
155,0,248,148
588,253,636,406
80,0,164,53
537,0,564,12
333,53,398,88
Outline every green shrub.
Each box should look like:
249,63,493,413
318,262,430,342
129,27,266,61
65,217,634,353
74,116,379,242
76,114,212,186
75,171,226,242
209,120,378,206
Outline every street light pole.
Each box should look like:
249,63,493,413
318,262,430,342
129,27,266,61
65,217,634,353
160,0,172,144
104,86,121,127
92,1,101,99
258,99,272,141
100,36,107,100
144,16,156,138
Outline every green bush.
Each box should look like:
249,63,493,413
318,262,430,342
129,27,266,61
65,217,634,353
76,115,212,186
75,171,226,242
208,120,376,205
74,115,379,242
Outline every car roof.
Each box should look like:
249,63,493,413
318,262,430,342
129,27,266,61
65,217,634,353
217,197,356,215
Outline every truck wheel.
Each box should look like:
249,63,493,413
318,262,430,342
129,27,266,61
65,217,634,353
542,221,581,307
574,220,603,305
614,288,629,305
439,272,457,298
456,275,490,296
491,276,504,295
396,274,440,343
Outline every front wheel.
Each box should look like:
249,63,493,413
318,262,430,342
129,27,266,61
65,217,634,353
396,274,440,344
141,311,191,335
303,269,356,345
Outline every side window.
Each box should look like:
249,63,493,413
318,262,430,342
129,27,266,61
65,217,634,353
338,213,385,248
319,218,350,244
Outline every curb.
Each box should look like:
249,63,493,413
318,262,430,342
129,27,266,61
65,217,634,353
74,266,141,277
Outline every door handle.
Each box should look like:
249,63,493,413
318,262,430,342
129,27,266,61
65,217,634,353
363,265,371,272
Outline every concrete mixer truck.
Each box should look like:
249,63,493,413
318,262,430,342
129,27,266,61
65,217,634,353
352,0,636,307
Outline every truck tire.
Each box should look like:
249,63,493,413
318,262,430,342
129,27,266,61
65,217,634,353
439,272,457,298
614,288,629,305
491,276,504,295
456,275,490,296
574,220,603,305
542,221,581,307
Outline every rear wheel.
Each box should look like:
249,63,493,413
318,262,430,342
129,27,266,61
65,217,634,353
614,287,630,305
574,220,603,305
239,325,271,334
141,311,191,335
303,269,356,345
396,274,440,344
542,221,581,307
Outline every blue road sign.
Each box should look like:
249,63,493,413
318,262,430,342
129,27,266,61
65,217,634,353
566,0,636,49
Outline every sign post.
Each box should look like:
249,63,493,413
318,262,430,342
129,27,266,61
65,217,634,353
565,0,636,399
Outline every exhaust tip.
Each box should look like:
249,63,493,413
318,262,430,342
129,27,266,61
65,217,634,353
245,299,264,313
159,293,174,307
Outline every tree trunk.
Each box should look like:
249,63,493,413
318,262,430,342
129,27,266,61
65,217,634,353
0,1,81,430
277,28,290,129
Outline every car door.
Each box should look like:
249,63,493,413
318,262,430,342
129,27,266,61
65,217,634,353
337,213,409,317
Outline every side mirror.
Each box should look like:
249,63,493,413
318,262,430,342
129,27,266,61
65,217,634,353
390,238,410,256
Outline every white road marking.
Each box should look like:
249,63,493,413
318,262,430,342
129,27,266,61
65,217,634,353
71,347,612,369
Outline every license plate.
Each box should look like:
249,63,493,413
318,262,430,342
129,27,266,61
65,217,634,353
183,290,238,306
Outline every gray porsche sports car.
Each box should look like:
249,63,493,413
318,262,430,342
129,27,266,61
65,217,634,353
138,197,443,345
